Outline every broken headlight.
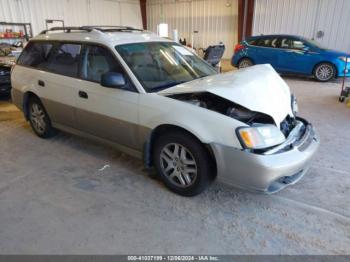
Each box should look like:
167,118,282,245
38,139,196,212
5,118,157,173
236,125,286,150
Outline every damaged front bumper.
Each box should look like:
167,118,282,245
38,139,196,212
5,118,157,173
211,118,319,193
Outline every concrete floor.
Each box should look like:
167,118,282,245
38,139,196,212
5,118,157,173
0,75,350,254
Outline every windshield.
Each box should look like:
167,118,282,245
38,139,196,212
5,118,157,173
115,42,217,92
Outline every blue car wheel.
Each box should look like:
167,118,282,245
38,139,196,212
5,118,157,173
238,58,254,69
313,63,336,82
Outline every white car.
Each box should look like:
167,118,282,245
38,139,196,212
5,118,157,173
11,26,319,196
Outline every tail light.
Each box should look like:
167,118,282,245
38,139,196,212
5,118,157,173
234,43,245,54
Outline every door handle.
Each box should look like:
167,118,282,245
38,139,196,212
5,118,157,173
78,90,88,99
38,80,45,87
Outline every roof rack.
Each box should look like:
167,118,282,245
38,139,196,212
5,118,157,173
39,26,93,34
84,25,143,31
40,26,144,35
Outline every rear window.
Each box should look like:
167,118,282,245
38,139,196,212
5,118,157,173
17,41,81,78
17,42,53,69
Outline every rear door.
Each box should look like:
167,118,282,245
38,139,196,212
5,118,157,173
16,41,80,128
74,44,140,150
248,37,280,69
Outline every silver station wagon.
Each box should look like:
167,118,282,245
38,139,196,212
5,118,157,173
11,26,319,196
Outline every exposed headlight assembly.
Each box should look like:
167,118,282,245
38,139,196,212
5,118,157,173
237,125,286,150
339,56,350,63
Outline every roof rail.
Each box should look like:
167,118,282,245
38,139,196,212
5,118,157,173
40,27,94,35
40,26,144,35
82,25,144,32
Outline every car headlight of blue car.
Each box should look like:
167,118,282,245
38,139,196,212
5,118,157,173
338,56,350,63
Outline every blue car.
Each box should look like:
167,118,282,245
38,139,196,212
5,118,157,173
232,34,350,82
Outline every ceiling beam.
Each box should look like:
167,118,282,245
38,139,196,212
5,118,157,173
238,0,255,42
140,0,147,30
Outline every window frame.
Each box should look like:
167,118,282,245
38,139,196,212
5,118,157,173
17,40,138,93
16,41,55,69
79,43,137,92
115,41,218,93
45,42,82,78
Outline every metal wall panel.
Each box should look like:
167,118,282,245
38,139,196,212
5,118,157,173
253,0,350,52
0,0,142,36
147,0,238,59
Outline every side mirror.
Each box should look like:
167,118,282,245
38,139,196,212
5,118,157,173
101,72,126,88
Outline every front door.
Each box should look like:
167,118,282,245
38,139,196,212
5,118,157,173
277,37,319,74
75,44,140,150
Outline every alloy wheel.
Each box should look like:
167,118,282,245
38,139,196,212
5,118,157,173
160,143,198,188
316,64,334,81
30,103,46,134
238,59,253,69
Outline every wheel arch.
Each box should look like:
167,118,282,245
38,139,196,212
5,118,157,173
22,91,41,120
143,124,217,175
237,56,255,67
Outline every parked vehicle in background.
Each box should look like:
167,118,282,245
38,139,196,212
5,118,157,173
0,61,13,97
11,27,319,196
0,42,22,97
232,34,350,82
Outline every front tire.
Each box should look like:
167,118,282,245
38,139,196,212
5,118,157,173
153,131,215,196
28,97,56,138
237,58,254,69
314,63,335,82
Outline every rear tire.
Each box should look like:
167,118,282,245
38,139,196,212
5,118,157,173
313,63,335,82
28,97,57,138
237,58,254,69
153,131,215,196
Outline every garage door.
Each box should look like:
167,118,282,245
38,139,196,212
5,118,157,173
253,0,350,53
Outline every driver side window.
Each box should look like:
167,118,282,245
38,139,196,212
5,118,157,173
291,40,306,50
279,38,306,50
80,45,123,83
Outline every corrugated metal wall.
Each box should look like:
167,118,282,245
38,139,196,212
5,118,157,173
147,0,238,59
0,0,142,36
253,0,350,52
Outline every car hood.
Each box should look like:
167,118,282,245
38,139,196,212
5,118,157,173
158,64,293,125
321,48,350,57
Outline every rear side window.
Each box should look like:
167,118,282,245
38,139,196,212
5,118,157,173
280,38,291,49
248,37,278,48
46,43,81,77
17,42,53,69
